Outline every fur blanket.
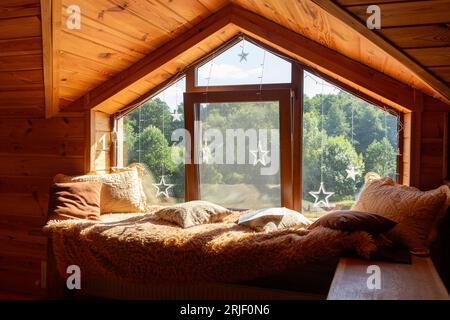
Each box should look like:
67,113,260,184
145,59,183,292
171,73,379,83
43,211,377,285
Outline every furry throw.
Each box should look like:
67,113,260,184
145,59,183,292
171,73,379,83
43,210,377,285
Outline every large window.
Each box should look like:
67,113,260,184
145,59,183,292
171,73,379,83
117,36,402,213
301,71,399,219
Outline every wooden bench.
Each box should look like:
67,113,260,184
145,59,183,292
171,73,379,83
327,256,449,300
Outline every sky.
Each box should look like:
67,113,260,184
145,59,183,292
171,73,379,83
153,40,341,110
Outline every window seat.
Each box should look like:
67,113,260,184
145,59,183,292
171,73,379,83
327,256,449,300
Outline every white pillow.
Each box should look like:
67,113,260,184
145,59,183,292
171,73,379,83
238,207,311,232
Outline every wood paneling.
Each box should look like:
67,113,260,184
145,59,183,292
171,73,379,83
334,0,450,103
55,0,450,113
345,0,450,27
0,1,88,295
406,47,450,67
381,25,450,49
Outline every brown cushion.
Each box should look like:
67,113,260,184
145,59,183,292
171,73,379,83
48,182,102,221
352,177,449,255
308,210,397,235
155,200,231,228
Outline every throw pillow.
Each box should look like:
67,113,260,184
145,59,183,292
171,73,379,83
48,182,102,220
155,200,232,228
352,177,449,255
308,210,397,234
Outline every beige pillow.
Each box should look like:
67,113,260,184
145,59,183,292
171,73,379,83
155,200,231,228
238,207,311,232
352,177,449,255
54,167,146,213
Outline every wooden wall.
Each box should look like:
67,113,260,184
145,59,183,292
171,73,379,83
420,113,448,190
0,0,87,295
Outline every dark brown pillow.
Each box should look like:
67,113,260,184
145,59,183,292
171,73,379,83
48,182,102,221
308,210,397,235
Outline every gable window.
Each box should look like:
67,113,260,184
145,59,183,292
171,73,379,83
115,35,402,212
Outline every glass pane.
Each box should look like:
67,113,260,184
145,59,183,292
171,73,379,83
198,101,281,209
302,71,399,220
196,39,291,86
122,78,186,204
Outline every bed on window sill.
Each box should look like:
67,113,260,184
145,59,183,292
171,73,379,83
44,210,377,300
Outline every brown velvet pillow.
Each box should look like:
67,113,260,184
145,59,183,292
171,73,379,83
48,182,102,221
308,210,397,235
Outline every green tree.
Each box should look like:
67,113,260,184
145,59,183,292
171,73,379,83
365,137,397,178
322,136,364,199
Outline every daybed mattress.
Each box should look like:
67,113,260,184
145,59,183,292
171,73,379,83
44,210,376,285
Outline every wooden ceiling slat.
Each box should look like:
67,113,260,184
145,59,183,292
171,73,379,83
61,0,169,48
59,32,139,69
346,0,450,27
430,66,450,83
406,47,450,67
381,25,450,49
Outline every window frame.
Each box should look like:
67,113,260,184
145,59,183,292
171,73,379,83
114,34,405,210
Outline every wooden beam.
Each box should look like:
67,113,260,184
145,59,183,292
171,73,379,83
41,0,61,118
40,0,53,118
51,0,61,117
311,0,450,105
62,5,234,112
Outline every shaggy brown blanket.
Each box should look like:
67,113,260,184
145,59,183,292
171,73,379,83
43,211,377,285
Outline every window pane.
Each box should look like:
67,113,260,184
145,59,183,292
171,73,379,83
122,78,186,204
196,39,291,86
198,101,281,209
302,71,399,220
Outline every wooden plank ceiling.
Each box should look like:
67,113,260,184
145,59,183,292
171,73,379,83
334,0,450,96
11,0,449,116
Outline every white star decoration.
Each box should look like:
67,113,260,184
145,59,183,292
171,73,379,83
309,182,334,208
345,165,360,181
153,175,174,198
238,51,249,62
250,143,269,166
170,110,182,122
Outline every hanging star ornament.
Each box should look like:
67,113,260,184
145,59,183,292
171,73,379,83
345,165,360,181
309,182,335,208
153,175,174,198
170,110,182,122
250,142,269,166
238,51,249,62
